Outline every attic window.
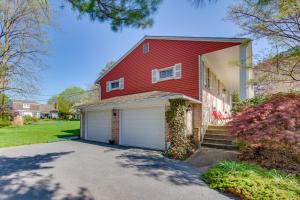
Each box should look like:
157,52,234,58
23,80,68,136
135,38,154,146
143,43,149,54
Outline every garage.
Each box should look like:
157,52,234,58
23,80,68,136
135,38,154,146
86,110,111,143
120,106,165,150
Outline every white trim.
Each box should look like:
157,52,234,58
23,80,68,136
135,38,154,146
80,112,82,138
146,36,249,43
198,55,203,100
95,35,250,84
119,111,121,144
239,45,247,100
85,111,88,139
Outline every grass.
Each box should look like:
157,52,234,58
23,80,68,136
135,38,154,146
0,120,80,148
203,161,300,200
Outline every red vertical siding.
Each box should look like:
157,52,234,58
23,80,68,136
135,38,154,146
99,39,239,100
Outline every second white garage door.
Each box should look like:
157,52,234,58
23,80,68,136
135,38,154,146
86,111,111,143
120,107,165,150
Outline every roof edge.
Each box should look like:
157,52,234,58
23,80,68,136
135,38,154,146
95,35,251,83
75,91,201,109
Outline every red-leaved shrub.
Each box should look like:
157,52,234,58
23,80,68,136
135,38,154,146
229,93,300,174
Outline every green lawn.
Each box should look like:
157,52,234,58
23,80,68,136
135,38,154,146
203,161,300,200
0,120,80,148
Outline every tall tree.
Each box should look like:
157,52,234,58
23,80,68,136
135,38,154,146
66,0,162,31
228,0,300,84
86,84,100,102
0,0,51,115
57,86,86,114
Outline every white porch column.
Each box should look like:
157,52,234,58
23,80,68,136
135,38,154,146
239,44,254,100
239,45,247,100
198,55,204,101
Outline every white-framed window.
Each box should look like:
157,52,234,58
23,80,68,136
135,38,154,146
106,77,124,92
152,63,182,83
143,43,149,54
23,103,30,109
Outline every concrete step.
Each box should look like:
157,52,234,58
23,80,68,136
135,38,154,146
204,133,235,140
203,138,234,145
202,142,238,150
206,129,228,134
208,125,229,130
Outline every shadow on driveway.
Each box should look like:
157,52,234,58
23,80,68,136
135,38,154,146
116,149,206,186
0,151,94,200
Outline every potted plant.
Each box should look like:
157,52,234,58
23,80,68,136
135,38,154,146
109,139,115,145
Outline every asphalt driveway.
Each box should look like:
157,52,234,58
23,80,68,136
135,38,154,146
0,141,234,200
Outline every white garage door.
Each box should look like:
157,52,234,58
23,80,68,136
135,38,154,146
86,111,111,143
121,107,165,150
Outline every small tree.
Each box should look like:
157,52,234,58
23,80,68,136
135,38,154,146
57,87,86,115
229,93,300,173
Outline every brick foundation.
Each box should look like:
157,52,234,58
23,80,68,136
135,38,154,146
111,109,120,144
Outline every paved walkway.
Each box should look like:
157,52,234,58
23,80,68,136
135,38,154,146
186,147,239,172
0,141,236,200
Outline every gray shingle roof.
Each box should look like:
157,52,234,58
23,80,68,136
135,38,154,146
75,91,200,109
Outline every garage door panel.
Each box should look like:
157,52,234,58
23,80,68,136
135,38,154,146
87,111,111,143
121,107,165,150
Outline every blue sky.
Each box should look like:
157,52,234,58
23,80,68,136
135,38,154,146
32,0,269,102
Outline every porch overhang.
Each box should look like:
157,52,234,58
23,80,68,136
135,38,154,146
202,43,254,99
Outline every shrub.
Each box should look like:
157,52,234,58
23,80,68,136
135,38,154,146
232,95,267,113
0,118,11,128
23,115,39,125
162,99,192,160
229,93,300,174
203,161,300,200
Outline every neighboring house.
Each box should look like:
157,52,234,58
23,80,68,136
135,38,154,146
253,66,300,95
11,100,58,119
77,35,254,150
11,100,41,118
40,104,59,119
253,47,300,95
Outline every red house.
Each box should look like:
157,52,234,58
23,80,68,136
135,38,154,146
77,36,254,150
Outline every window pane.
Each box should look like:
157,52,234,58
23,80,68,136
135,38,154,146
159,69,173,79
111,81,119,89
